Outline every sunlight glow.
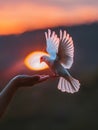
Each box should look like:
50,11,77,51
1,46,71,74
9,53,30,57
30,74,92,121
24,51,49,71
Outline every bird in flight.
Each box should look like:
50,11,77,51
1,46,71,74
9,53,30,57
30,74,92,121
40,29,80,93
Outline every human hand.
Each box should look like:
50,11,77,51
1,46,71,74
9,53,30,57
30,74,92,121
11,74,49,88
0,74,49,118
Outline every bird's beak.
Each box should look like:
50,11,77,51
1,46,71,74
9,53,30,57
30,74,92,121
40,58,42,63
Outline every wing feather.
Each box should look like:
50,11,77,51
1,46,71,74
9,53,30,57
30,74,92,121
58,30,74,69
45,29,59,59
45,29,74,68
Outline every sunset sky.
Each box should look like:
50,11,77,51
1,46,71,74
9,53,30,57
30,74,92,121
0,0,98,35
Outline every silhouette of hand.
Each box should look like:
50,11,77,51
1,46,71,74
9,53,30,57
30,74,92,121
11,75,49,88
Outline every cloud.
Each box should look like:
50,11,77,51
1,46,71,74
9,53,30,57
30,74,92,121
0,0,98,9
0,0,98,35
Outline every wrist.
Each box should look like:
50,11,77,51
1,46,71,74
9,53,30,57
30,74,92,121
9,76,20,89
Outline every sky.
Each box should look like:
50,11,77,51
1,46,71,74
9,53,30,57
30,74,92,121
0,0,98,35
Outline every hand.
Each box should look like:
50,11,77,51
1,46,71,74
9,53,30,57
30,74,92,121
11,74,49,88
0,74,49,118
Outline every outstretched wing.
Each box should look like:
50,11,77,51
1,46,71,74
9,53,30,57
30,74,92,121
45,29,59,60
57,30,74,69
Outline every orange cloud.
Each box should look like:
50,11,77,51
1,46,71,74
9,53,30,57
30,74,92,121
0,3,98,35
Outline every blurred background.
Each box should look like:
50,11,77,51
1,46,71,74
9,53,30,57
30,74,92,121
0,0,98,130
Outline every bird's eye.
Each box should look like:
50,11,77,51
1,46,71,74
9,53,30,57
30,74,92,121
41,57,43,60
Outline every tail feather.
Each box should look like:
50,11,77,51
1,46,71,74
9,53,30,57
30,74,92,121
68,82,73,93
57,77,80,93
61,78,66,92
58,78,62,90
65,80,70,93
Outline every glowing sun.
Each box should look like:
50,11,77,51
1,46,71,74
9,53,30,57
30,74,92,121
24,51,49,71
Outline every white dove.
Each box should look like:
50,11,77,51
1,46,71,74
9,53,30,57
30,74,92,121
40,29,80,93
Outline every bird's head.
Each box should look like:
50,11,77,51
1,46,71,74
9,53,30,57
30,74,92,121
40,55,51,65
40,55,47,63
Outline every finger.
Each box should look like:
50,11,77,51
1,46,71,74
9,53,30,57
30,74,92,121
39,75,50,82
39,75,48,77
